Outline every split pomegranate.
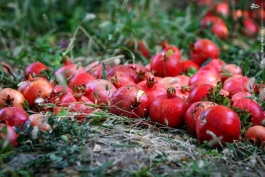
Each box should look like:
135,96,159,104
149,88,187,128
29,114,51,132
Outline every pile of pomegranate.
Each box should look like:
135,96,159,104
1,0,265,150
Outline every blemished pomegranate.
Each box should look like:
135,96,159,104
29,114,51,132
110,85,149,118
185,101,217,136
149,88,187,128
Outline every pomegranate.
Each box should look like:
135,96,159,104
189,70,221,88
223,75,251,95
149,88,187,128
110,71,136,89
201,15,228,39
137,77,166,104
54,63,85,79
68,72,95,89
242,18,259,37
207,59,226,72
0,88,25,109
185,101,217,136
110,85,149,118
150,51,181,77
187,84,229,106
190,39,220,66
220,64,242,81
245,125,265,146
22,79,54,107
196,105,241,147
180,60,199,75
106,65,136,79
231,91,252,103
0,107,29,129
127,63,149,73
85,79,117,106
232,98,264,126
25,62,48,77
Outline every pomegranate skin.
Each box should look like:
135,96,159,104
110,85,149,118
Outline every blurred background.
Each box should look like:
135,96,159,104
0,0,263,78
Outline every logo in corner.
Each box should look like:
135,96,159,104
251,3,260,9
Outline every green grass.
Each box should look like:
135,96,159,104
1,0,265,176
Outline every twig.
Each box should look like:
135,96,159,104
256,156,265,171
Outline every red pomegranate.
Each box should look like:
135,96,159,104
190,39,220,66
85,79,117,106
149,88,187,128
196,105,241,147
110,85,149,118
137,77,166,104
